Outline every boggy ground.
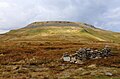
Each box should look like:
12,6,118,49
0,41,120,79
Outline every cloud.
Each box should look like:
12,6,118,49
0,2,9,8
0,30,9,34
0,0,120,33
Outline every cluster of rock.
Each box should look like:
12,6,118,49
62,46,111,63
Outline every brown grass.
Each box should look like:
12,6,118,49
0,41,120,66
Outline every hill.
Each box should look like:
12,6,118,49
0,21,120,43
0,21,120,79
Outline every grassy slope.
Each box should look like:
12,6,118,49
0,22,120,43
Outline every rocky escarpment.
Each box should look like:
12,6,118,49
25,21,80,28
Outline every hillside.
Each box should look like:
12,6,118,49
0,21,120,43
0,21,120,79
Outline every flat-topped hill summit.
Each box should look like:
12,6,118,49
25,21,80,28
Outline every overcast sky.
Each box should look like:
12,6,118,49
0,0,120,33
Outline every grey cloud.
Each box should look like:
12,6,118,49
0,0,120,32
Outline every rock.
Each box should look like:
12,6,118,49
82,71,91,75
75,60,84,64
105,72,113,76
62,52,71,62
63,56,71,62
88,64,97,69
70,57,76,63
